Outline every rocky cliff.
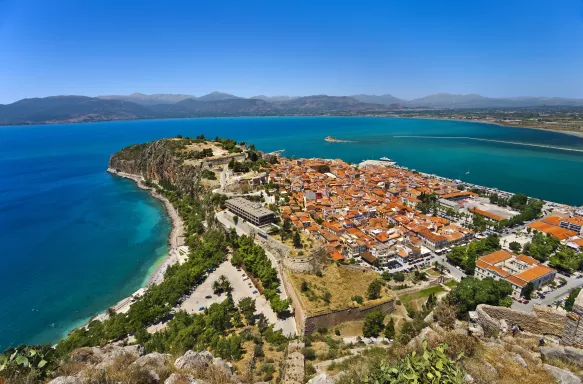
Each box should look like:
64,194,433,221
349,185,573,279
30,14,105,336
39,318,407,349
108,139,203,197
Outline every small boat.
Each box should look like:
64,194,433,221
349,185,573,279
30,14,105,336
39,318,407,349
380,157,391,162
466,171,470,175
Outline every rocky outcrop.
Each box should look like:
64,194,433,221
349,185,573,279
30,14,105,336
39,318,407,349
109,139,203,197
174,350,214,370
544,364,582,384
541,346,583,367
48,345,239,384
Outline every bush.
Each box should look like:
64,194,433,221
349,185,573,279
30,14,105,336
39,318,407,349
367,280,382,300
254,344,264,358
367,340,465,383
303,347,316,360
393,272,405,282
351,295,364,304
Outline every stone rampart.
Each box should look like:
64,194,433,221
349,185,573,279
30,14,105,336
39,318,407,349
476,304,565,337
303,300,395,334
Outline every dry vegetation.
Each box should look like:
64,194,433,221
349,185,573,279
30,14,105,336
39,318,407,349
287,264,393,315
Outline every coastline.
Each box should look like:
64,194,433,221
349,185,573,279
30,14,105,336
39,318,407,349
83,169,185,324
406,116,583,139
106,168,185,286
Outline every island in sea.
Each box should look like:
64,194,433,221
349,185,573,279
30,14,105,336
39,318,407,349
3,134,583,384
324,136,352,142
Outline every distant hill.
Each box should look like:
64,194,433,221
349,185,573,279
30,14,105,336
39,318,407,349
405,93,583,108
279,95,386,112
2,92,583,126
0,96,154,125
195,91,242,102
351,94,404,105
98,93,194,105
150,98,273,116
251,95,298,102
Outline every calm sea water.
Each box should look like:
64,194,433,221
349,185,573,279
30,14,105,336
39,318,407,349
1,116,582,349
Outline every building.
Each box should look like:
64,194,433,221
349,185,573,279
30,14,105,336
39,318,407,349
418,229,447,251
225,197,276,227
561,217,583,235
438,198,461,213
475,250,556,297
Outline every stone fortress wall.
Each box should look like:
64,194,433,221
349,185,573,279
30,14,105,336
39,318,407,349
476,289,583,348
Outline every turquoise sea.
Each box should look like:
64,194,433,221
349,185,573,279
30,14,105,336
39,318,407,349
1,116,583,350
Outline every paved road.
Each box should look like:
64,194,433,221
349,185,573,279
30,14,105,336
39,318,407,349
512,272,583,312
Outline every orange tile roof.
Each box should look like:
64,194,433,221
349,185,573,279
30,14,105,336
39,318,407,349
506,275,527,288
330,250,345,262
480,249,513,265
528,221,577,240
516,254,539,265
563,216,583,226
442,191,478,199
573,238,583,247
469,208,505,221
541,215,563,226
514,264,555,283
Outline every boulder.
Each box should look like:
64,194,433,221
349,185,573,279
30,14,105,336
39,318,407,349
48,377,83,384
95,345,144,370
564,347,583,366
307,372,335,384
468,323,484,338
175,350,214,370
541,347,567,361
463,373,475,383
543,364,582,384
510,353,528,368
132,352,172,369
165,373,200,384
212,357,233,375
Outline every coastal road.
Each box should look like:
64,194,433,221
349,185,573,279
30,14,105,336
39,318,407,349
511,272,583,312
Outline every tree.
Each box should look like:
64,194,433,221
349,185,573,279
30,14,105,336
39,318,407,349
238,297,256,325
233,215,239,225
392,272,405,282
363,310,385,337
301,280,309,292
381,271,392,281
293,231,302,248
384,317,395,339
489,193,499,204
447,277,513,317
509,241,521,253
565,288,581,312
522,282,535,300
352,295,364,304
367,280,382,300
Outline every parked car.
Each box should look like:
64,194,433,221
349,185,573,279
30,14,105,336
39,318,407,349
252,290,258,294
205,295,212,299
199,306,205,311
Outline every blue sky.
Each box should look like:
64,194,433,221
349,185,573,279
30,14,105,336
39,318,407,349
1,0,582,104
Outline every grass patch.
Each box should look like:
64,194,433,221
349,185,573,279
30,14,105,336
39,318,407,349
287,264,393,315
444,280,458,288
398,285,445,306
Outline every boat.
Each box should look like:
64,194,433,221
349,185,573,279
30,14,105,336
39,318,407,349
379,157,391,162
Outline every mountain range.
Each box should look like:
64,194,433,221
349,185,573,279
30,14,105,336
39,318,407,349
1,92,582,126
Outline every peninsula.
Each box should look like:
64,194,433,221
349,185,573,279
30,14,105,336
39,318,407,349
3,135,583,384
